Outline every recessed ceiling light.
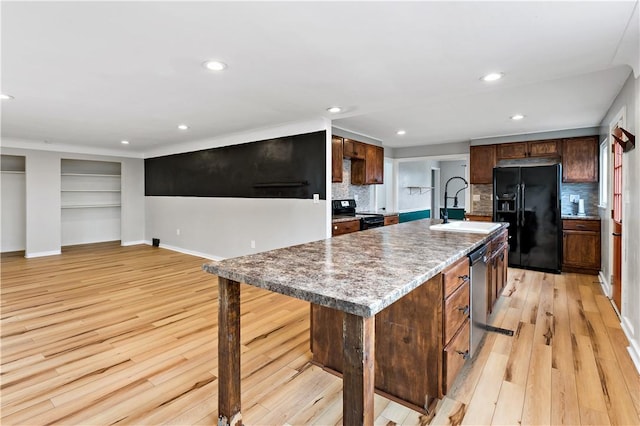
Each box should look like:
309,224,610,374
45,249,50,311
1,94,14,100
396,130,406,135
327,106,342,113
203,60,227,71
121,140,130,145
481,72,503,82
178,124,189,130
510,114,525,120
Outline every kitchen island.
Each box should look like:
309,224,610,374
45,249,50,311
203,219,508,426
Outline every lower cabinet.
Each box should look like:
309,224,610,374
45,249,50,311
310,256,470,413
383,215,399,226
487,229,508,313
332,219,360,236
562,219,601,275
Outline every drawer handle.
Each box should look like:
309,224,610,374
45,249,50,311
456,350,470,360
612,232,621,237
576,225,586,229
458,274,470,283
457,305,470,317
334,226,337,230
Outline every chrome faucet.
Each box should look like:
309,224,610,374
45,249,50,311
443,176,469,223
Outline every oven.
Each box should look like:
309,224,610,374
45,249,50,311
332,199,385,231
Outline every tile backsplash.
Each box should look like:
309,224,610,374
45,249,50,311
331,158,372,209
472,182,599,216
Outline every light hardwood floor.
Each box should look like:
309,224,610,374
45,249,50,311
1,243,639,425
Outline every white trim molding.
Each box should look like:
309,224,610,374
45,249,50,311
621,315,640,374
25,250,62,258
147,241,225,262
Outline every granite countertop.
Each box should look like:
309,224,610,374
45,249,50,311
357,210,399,217
332,215,361,223
203,219,508,318
561,214,601,221
467,211,493,217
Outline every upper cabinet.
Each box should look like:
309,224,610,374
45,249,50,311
343,138,366,159
352,144,384,185
333,136,384,185
470,145,496,184
496,139,561,160
332,136,343,183
562,136,598,183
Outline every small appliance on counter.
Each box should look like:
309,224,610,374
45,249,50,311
332,199,385,230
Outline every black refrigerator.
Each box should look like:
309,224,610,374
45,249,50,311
493,164,561,273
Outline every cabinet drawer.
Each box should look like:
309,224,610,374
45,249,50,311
442,257,470,298
443,319,470,395
443,282,470,345
384,215,399,226
563,219,600,232
332,220,360,236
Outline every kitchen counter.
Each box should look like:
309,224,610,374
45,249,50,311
357,210,399,217
205,219,506,317
561,214,600,221
204,219,507,426
467,210,492,217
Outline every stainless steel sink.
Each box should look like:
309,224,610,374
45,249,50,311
429,220,501,234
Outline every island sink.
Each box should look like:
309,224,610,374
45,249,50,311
429,220,501,234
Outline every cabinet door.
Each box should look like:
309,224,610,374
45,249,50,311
343,139,366,159
528,139,560,157
365,144,384,184
562,230,601,270
352,144,384,185
332,219,360,236
496,142,528,160
331,136,343,183
562,137,598,182
470,145,496,184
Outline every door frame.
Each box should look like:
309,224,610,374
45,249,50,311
605,106,626,309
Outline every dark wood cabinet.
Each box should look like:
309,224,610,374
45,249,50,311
528,139,561,157
310,256,470,413
383,215,399,226
496,142,528,160
496,140,561,160
562,219,601,274
343,138,366,159
352,144,383,185
562,136,598,182
487,229,508,313
465,214,492,222
470,145,496,184
331,136,343,183
332,219,360,236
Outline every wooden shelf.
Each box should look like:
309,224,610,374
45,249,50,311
61,173,121,177
61,190,121,193
62,204,121,209
406,186,433,195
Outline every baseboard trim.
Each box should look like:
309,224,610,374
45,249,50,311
621,316,640,374
121,240,147,247
598,270,612,298
150,242,225,262
25,250,62,258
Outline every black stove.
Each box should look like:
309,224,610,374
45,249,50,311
332,199,385,230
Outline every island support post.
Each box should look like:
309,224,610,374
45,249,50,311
217,277,376,426
218,277,242,426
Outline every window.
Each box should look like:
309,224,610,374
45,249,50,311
599,139,608,207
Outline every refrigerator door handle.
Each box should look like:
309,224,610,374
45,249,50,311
521,183,526,227
515,184,521,226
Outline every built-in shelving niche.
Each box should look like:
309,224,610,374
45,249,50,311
61,159,121,247
1,155,26,253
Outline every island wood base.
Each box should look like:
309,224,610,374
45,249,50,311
218,277,376,426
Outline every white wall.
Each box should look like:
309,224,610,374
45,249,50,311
144,119,331,260
0,146,145,256
1,172,26,252
439,160,468,208
599,69,640,372
397,160,435,213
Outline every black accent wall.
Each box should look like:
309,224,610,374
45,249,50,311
145,130,326,199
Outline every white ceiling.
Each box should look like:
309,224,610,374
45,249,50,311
1,1,638,156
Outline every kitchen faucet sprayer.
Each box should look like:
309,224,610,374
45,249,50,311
443,176,469,224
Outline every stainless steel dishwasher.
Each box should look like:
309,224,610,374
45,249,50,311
468,244,488,358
